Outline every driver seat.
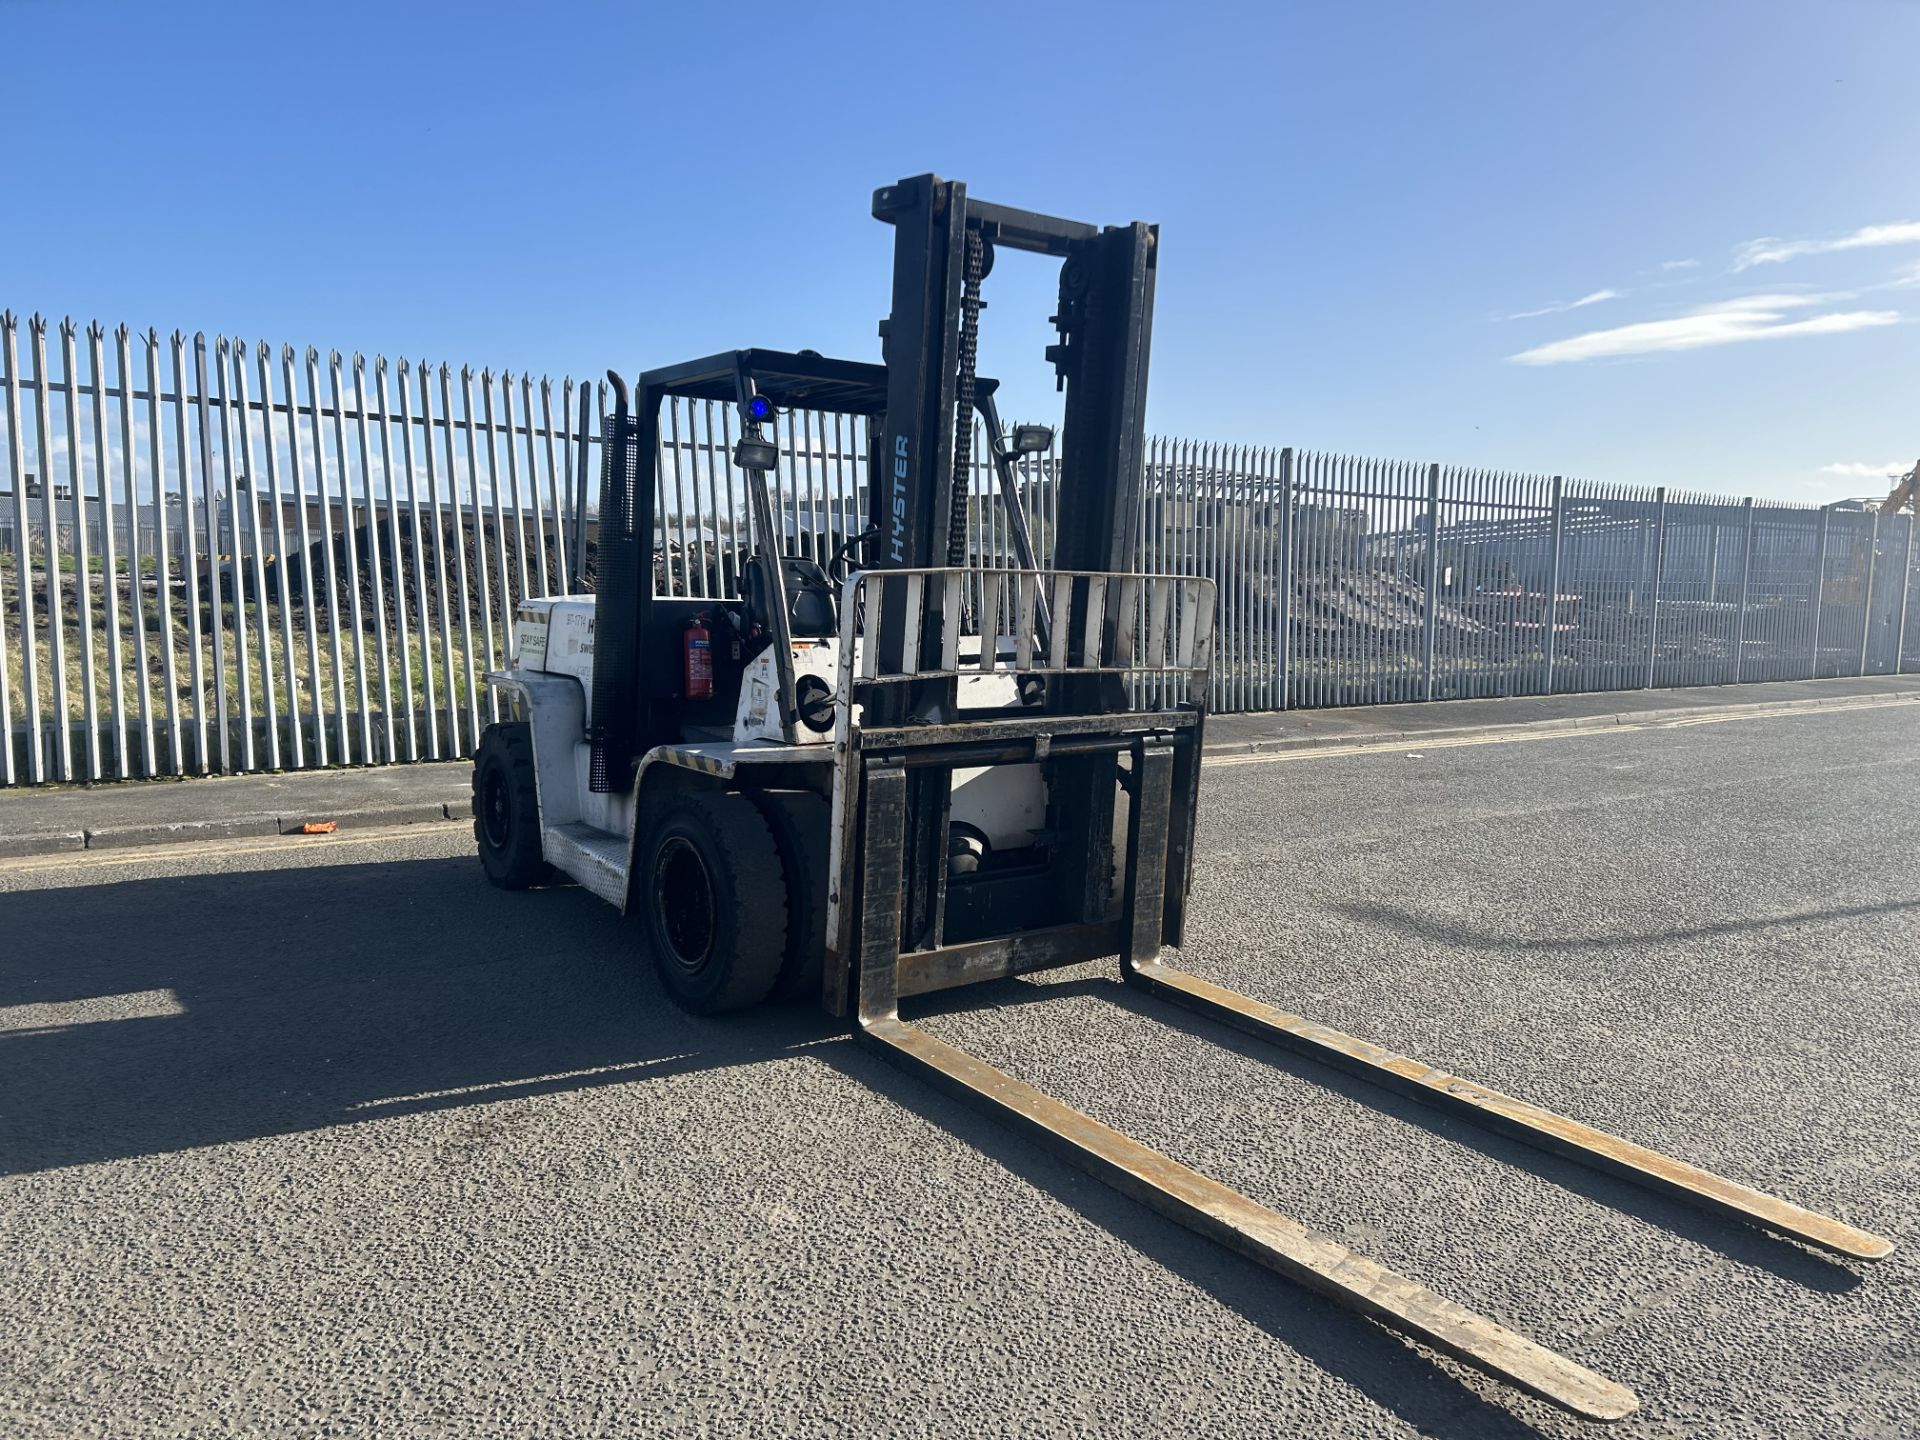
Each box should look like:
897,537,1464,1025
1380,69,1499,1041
745,554,837,639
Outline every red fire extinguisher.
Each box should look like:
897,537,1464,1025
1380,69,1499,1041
683,616,714,700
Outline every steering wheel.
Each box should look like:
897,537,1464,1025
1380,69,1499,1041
829,526,879,585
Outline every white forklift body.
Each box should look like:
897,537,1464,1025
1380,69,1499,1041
493,595,1046,908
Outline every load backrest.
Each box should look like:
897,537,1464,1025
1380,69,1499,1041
837,566,1214,714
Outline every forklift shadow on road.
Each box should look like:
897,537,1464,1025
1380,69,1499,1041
0,854,843,1179
3,855,1554,1439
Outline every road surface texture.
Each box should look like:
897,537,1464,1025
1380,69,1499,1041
1,704,1914,1438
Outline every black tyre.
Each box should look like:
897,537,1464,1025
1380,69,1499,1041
472,722,552,889
638,790,788,1015
752,789,831,1004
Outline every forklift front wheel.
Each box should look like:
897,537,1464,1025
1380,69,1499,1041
638,791,788,1014
472,723,553,890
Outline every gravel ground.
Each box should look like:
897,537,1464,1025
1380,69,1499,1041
1,705,1914,1438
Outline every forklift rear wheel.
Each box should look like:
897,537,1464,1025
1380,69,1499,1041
752,790,831,1003
472,723,552,889
640,790,788,1014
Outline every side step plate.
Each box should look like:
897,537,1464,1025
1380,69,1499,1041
1128,961,1893,1263
863,1016,1641,1422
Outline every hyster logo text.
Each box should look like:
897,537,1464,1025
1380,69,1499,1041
890,435,910,563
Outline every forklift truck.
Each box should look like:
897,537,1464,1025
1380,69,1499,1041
474,174,1888,1422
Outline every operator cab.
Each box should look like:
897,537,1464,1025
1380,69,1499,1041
579,349,889,748
586,347,1029,753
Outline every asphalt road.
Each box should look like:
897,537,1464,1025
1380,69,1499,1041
2,705,1916,1439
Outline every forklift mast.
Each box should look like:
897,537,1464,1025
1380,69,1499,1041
866,175,1162,953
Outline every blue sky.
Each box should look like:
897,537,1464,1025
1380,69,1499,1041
3,0,1916,502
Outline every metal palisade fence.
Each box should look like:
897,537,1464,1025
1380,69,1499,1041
1146,453,1918,712
1,308,1916,786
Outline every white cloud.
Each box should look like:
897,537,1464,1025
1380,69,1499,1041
1659,258,1700,271
1734,221,1920,270
1509,291,1900,366
1505,288,1622,321
1819,459,1909,479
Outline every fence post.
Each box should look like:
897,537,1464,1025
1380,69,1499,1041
1421,462,1440,701
1811,505,1831,678
1542,475,1565,694
1897,510,1915,673
193,333,232,773
1732,496,1755,683
1276,446,1294,710
1,310,41,784
572,380,594,583
1644,486,1667,690
1857,509,1879,675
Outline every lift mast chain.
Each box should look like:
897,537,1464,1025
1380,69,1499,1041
947,226,986,567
